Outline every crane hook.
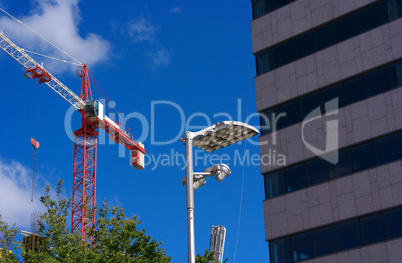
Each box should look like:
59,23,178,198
30,138,39,202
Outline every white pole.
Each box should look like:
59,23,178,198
185,131,196,263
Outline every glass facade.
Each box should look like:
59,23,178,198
360,213,385,245
255,0,402,76
285,164,306,192
269,206,402,263
259,60,402,136
313,226,337,257
335,219,361,251
291,232,313,261
264,131,402,200
384,207,402,239
251,0,297,19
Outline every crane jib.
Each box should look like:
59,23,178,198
0,31,85,110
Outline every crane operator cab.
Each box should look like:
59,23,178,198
85,100,104,123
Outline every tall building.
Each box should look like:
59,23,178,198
251,0,402,262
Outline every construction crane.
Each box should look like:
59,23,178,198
0,30,146,240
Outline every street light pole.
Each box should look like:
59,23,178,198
181,121,259,263
184,131,196,263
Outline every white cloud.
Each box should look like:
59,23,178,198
168,7,181,14
127,17,155,43
149,47,171,67
125,16,172,68
0,158,51,229
0,0,110,73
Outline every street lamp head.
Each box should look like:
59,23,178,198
203,164,231,182
191,121,259,152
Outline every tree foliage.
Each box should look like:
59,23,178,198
195,249,220,263
0,215,21,263
0,180,171,262
0,180,217,262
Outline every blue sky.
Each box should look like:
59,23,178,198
0,0,268,262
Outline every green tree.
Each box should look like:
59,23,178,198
0,216,21,263
195,249,220,263
0,180,217,262
0,180,171,262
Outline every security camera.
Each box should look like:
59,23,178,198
203,164,231,182
182,164,231,190
181,174,206,191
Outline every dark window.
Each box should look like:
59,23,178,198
269,207,402,261
336,14,358,42
384,207,402,239
256,50,275,75
260,108,281,135
316,23,337,50
306,158,329,186
381,0,402,22
252,0,304,19
259,60,402,135
300,92,321,121
271,0,290,11
358,4,382,33
252,0,271,19
260,113,269,136
374,133,401,166
343,76,367,106
336,219,361,251
294,32,316,59
351,142,376,173
265,170,286,199
327,148,352,179
390,60,402,88
275,42,295,68
285,164,306,192
291,232,313,262
255,1,395,76
400,132,402,152
366,67,391,97
313,225,337,257
322,84,344,113
270,238,291,263
279,100,300,128
360,213,386,245
263,131,402,200
271,107,284,131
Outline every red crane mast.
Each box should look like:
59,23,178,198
72,65,98,239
